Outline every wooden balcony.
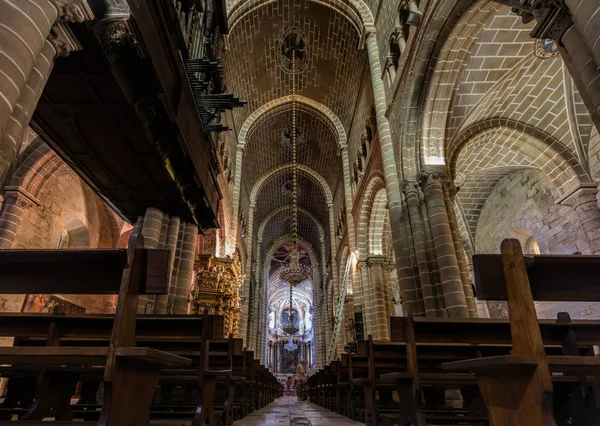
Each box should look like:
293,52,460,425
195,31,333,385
32,0,242,229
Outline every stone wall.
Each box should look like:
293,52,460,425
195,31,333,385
475,168,600,319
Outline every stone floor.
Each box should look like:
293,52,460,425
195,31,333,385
231,396,363,425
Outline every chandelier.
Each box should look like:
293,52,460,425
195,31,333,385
282,278,299,336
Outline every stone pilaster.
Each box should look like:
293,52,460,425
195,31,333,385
419,167,469,317
442,181,477,317
367,255,390,340
365,31,419,315
403,182,437,316
0,187,40,248
560,184,600,254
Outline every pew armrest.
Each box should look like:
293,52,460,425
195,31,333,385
442,355,539,372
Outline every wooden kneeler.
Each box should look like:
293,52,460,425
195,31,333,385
443,239,557,425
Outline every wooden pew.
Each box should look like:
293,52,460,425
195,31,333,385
0,234,192,425
443,239,600,426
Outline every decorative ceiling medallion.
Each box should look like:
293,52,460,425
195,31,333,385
282,123,305,148
278,27,310,74
535,38,560,59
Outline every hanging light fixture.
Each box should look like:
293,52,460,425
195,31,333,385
280,47,306,350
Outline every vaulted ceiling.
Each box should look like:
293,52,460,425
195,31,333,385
222,0,365,291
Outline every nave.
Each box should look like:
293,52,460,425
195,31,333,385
232,397,362,426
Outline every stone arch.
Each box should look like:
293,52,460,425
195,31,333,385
357,172,385,260
450,123,587,200
250,163,333,205
367,188,388,256
257,205,325,244
227,0,374,35
392,0,486,179
420,0,501,166
8,138,64,199
238,95,347,149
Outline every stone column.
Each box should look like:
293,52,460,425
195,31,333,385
0,1,93,185
442,181,477,317
367,256,390,339
365,32,419,313
135,208,198,314
419,167,469,317
156,216,180,314
0,187,40,248
138,207,164,313
226,145,245,255
562,0,600,69
358,261,375,336
559,26,600,133
560,184,600,254
340,146,361,315
403,182,437,316
240,202,255,345
171,223,198,313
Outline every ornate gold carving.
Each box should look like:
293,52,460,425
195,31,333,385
190,254,244,337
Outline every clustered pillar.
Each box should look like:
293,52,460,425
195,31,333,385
365,32,420,321
133,207,198,314
419,167,469,318
0,0,94,186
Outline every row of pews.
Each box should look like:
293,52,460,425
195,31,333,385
306,239,600,426
0,234,282,425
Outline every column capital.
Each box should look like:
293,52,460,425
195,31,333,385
390,26,405,44
49,22,83,57
3,187,41,209
53,0,95,23
401,180,420,196
558,183,598,208
417,165,447,189
366,255,387,267
360,26,377,50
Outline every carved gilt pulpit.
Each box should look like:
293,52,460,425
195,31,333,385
190,255,244,337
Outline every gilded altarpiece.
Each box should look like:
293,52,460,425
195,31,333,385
190,255,244,337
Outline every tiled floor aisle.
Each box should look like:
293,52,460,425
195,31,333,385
232,396,363,425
